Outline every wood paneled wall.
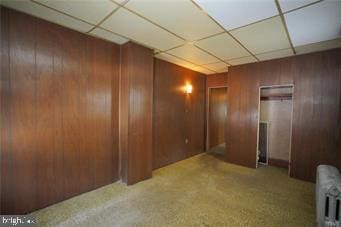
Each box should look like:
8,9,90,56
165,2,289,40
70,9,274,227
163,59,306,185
227,48,341,182
120,42,153,185
206,73,228,150
206,73,228,88
209,87,227,148
153,59,206,169
0,8,120,214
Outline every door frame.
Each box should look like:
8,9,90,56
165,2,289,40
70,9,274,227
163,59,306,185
206,86,228,151
258,120,270,165
256,84,294,176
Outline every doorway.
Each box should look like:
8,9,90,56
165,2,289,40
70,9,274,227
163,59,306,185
257,85,293,172
207,86,227,157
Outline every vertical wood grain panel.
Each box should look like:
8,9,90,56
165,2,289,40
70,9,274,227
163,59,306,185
291,50,341,181
153,61,186,168
120,42,153,185
206,73,228,88
1,7,12,214
88,39,115,187
119,44,129,183
111,44,120,182
0,7,120,214
128,44,153,184
9,11,38,213
206,73,228,151
62,29,82,199
35,19,63,207
209,87,227,148
50,30,65,204
153,59,206,169
186,68,206,158
78,36,91,194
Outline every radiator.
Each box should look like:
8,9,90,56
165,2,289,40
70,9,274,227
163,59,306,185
316,165,341,227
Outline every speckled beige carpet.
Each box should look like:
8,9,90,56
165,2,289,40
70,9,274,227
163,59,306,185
31,153,315,226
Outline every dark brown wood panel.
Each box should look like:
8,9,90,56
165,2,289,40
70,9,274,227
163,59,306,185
120,42,153,185
0,7,120,214
153,59,206,170
35,18,64,207
209,87,227,148
206,73,228,88
206,73,228,151
1,7,11,214
227,48,341,182
7,9,38,213
119,43,130,184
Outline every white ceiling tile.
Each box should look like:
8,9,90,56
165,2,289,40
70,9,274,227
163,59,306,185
227,55,257,66
111,0,128,5
194,0,278,30
295,38,341,55
155,53,196,69
155,53,214,74
195,33,250,60
278,0,319,13
1,0,93,32
35,0,117,25
285,1,341,47
125,0,223,41
188,65,215,74
256,48,294,61
202,61,229,72
167,44,219,65
100,8,184,50
89,28,129,44
230,16,291,54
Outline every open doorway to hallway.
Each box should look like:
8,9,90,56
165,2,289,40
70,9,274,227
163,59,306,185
257,85,294,174
207,86,227,158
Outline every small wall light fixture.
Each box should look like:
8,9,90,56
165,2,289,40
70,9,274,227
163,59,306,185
184,84,193,94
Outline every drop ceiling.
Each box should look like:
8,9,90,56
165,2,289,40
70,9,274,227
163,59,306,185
1,0,340,75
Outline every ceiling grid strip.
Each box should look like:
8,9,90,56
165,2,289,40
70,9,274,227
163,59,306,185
163,52,218,73
189,0,260,62
86,1,128,34
284,0,324,14
188,0,326,54
121,5,186,42
193,44,231,66
9,0,332,74
30,0,96,26
194,31,225,42
155,44,187,54
30,0,130,42
113,1,231,69
98,26,161,51
274,0,296,54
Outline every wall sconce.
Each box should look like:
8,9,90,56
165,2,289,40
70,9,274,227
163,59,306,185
184,84,193,94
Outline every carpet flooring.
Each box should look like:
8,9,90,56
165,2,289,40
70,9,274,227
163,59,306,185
31,153,315,226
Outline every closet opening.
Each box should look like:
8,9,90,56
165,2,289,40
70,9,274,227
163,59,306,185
207,86,227,159
256,85,294,174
